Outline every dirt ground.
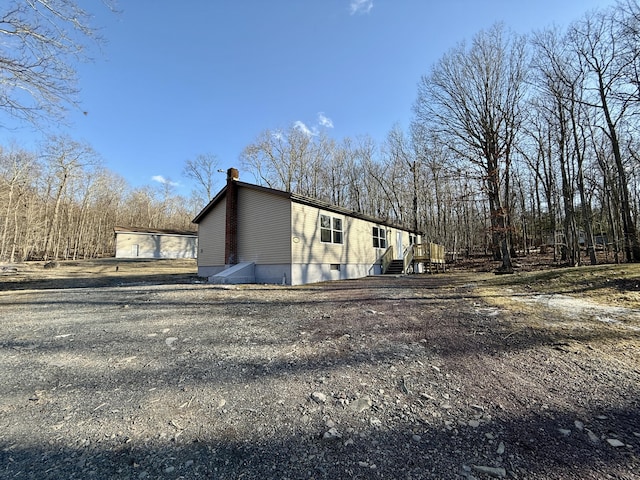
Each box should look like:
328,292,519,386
0,258,639,479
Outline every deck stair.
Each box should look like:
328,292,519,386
384,259,405,275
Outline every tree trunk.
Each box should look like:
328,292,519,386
1,182,14,261
43,176,67,261
597,70,640,261
487,163,513,273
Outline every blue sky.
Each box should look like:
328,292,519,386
3,0,616,197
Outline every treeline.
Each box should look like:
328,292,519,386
2,2,639,266
0,136,197,261
241,1,640,267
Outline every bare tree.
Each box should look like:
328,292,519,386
182,153,220,203
385,124,419,233
568,8,640,261
241,125,335,199
617,0,640,106
0,0,115,126
530,28,586,265
338,135,378,215
519,101,561,261
0,145,37,260
41,135,100,260
413,24,527,273
241,127,308,192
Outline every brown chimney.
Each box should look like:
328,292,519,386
225,168,239,265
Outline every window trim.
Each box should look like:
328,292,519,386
372,226,387,249
320,213,344,245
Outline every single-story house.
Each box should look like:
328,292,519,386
114,226,198,259
192,168,421,285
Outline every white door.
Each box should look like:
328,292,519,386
396,232,403,260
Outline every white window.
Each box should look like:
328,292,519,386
320,214,343,244
373,227,387,249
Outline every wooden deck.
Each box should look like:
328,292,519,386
381,242,447,275
410,242,446,273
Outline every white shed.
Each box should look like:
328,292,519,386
114,227,198,259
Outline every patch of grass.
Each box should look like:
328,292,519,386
480,263,640,309
0,258,198,290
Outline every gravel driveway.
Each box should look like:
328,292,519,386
1,271,638,479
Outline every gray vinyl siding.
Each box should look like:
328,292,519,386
292,202,416,265
237,187,291,264
197,197,226,267
291,201,395,265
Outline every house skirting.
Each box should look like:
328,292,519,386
198,263,376,285
198,264,292,285
291,263,374,286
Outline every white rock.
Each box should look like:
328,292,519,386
606,438,625,448
574,420,584,431
412,434,422,442
468,420,480,428
323,427,342,440
311,392,327,404
496,441,505,455
472,465,506,478
349,396,373,413
558,429,571,437
586,429,600,443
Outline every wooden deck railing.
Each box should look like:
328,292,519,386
403,245,414,274
380,246,394,274
377,242,446,276
411,242,446,273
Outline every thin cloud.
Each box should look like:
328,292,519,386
350,0,373,15
293,120,317,137
152,175,179,186
318,112,334,128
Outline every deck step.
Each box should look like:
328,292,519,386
384,259,405,275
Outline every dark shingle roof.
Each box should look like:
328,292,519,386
114,226,197,236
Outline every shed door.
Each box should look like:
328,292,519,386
132,244,139,257
396,232,403,260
